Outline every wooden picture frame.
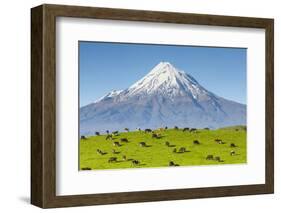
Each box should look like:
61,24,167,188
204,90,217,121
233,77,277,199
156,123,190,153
31,4,274,208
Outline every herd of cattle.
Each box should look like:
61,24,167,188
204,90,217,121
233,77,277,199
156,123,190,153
80,126,240,170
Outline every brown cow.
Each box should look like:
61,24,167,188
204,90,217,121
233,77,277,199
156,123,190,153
108,157,117,163
139,142,147,147
178,147,186,153
206,155,214,160
193,140,200,145
120,138,129,143
132,160,140,166
113,141,121,147
169,161,179,166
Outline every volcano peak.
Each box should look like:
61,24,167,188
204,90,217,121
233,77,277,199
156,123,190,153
125,61,208,100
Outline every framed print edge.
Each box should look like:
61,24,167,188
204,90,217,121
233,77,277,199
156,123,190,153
265,19,274,194
31,5,44,207
31,4,274,208
31,4,57,208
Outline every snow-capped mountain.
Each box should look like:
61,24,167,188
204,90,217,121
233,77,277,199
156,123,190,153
126,62,210,100
80,62,246,135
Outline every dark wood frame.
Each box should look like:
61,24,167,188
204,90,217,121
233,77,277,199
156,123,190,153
31,4,274,208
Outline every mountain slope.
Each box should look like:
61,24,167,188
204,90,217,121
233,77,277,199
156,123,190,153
80,62,246,135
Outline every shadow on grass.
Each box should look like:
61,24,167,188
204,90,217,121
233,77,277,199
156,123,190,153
131,163,146,167
175,150,191,154
100,152,107,155
153,136,165,139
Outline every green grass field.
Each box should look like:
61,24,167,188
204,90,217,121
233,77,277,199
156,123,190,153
79,126,246,170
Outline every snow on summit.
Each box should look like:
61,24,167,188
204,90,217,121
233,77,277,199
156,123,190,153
96,62,212,103
127,61,210,99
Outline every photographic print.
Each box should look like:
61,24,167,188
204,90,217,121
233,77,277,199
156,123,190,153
79,42,247,170
31,5,273,207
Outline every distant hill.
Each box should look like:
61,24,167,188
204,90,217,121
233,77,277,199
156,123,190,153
218,125,247,131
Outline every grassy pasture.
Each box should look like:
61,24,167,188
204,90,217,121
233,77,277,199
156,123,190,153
79,126,246,170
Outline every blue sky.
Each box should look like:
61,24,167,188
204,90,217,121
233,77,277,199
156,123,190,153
79,41,246,107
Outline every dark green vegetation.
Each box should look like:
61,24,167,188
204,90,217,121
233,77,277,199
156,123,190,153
79,126,246,170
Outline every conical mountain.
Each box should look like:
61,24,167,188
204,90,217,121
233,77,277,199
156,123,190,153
125,62,211,100
80,62,246,135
